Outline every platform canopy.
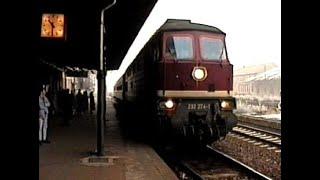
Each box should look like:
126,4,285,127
35,0,158,70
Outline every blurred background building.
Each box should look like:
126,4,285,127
232,63,281,114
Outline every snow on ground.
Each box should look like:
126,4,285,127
255,113,281,120
241,113,281,121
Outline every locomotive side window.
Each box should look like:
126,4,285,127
166,36,194,60
200,37,226,61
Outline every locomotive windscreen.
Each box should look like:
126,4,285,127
199,37,226,61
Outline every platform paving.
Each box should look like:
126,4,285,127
39,97,178,180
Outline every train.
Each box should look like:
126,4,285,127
114,19,237,145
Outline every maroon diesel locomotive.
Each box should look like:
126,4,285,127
114,19,237,145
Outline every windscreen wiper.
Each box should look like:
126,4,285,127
218,49,224,68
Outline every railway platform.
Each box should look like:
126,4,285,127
235,113,281,134
39,97,178,180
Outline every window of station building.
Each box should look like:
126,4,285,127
166,36,194,60
200,37,226,61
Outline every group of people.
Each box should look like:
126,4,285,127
39,86,96,146
74,90,96,115
58,89,96,125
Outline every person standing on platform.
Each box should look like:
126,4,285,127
63,89,73,126
83,91,89,113
76,89,82,116
39,87,51,145
89,91,95,114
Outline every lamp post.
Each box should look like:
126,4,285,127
96,0,116,156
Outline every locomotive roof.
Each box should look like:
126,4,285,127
158,19,225,34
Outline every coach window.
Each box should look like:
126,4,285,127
166,36,194,60
124,82,128,92
200,37,226,61
137,59,143,71
128,66,132,77
135,62,139,72
153,48,159,62
132,62,136,74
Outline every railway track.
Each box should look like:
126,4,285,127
155,123,281,179
158,145,273,180
205,145,272,180
231,124,281,148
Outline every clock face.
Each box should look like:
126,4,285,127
41,14,65,38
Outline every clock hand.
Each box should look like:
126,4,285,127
48,18,55,36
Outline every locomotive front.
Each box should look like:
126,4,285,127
155,21,237,145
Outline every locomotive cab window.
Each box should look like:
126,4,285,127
166,36,194,60
200,37,226,61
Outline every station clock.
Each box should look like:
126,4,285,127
41,14,65,38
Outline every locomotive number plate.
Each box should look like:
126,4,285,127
187,104,210,110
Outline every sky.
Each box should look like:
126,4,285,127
106,0,281,92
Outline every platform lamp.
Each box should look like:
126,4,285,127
95,0,117,156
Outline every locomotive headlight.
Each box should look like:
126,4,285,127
194,69,205,80
165,99,174,109
192,67,207,81
159,99,176,109
221,100,233,110
221,101,229,108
